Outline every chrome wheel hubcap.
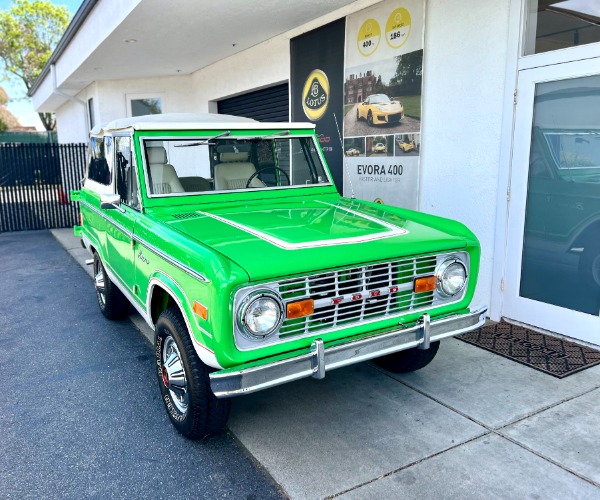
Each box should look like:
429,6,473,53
94,263,106,306
162,336,188,413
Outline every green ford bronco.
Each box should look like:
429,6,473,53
72,113,486,439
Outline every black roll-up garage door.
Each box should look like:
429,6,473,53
217,83,289,122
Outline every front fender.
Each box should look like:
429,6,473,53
147,271,222,369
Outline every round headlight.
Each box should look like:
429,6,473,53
239,292,283,339
436,259,467,297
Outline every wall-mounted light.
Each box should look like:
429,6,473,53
124,39,137,43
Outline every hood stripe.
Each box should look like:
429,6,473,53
196,204,408,250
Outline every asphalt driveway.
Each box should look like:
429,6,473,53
0,231,282,499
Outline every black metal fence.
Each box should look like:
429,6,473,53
0,143,87,233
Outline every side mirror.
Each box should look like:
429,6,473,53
100,193,125,212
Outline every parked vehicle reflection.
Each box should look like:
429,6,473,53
521,128,600,315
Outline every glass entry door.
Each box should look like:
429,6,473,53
503,58,600,343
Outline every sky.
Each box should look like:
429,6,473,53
0,0,83,130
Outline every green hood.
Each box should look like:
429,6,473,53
164,197,469,282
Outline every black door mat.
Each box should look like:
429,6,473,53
457,321,600,378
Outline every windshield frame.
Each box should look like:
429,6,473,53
138,132,333,199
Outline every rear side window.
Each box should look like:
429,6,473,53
115,136,141,210
88,136,111,185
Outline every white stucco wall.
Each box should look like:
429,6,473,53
55,83,96,143
191,37,291,111
95,75,194,122
419,0,513,311
54,75,194,142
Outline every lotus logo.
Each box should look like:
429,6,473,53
310,81,320,98
302,69,329,121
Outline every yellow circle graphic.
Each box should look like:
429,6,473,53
386,8,411,49
302,69,330,121
357,18,381,57
374,198,385,204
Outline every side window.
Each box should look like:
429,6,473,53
115,136,140,210
87,136,111,185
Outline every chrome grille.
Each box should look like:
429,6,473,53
278,255,437,338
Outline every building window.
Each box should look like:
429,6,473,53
524,0,600,55
88,98,95,129
127,93,163,117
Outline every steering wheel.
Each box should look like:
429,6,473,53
246,167,290,188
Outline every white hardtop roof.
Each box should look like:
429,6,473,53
91,113,316,136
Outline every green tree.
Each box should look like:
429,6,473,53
390,49,423,94
374,74,385,94
0,0,71,131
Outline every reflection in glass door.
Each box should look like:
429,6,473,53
521,76,600,315
504,60,600,343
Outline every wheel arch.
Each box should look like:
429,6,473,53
147,273,221,369
571,218,600,250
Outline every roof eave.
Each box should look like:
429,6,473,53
28,0,99,98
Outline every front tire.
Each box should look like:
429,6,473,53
93,252,129,320
155,307,230,439
374,341,440,373
367,110,374,126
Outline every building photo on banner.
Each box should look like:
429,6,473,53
343,0,424,209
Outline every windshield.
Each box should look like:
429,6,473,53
143,135,330,196
369,95,391,104
542,130,600,183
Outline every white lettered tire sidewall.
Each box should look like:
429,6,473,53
154,307,230,439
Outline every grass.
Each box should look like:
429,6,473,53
394,95,422,120
344,104,355,116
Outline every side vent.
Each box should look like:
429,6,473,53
172,213,198,220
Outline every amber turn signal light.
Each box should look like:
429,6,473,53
193,301,208,320
286,299,314,319
414,276,437,293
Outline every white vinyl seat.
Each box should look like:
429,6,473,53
147,146,184,194
213,152,265,191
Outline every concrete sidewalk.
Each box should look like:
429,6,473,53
51,227,600,499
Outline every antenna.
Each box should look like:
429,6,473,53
333,112,355,199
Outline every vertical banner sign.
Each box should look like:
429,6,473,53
291,19,345,193
343,0,425,209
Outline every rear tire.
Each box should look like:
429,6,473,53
93,253,129,320
374,341,440,373
155,307,230,439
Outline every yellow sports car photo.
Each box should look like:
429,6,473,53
372,143,387,153
356,94,404,126
345,148,361,156
398,140,415,153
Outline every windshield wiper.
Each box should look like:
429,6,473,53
174,130,230,147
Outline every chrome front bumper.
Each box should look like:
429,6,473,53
210,307,487,398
